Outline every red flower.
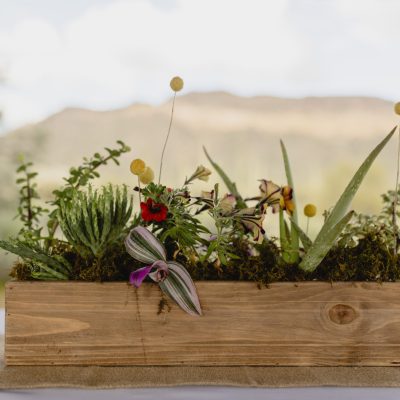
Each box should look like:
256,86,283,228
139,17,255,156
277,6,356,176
140,198,168,222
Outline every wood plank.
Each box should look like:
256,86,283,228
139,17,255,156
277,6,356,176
5,281,400,366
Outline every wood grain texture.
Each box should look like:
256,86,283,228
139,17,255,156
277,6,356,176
5,281,400,366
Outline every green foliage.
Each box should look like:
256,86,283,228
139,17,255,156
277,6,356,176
299,128,395,272
58,185,133,260
140,183,209,255
339,189,400,251
0,141,132,281
0,235,71,280
280,140,299,263
15,160,47,236
47,140,130,240
198,184,242,266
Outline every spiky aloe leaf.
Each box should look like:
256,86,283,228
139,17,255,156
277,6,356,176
300,211,354,272
290,219,313,252
280,140,299,263
203,146,247,209
0,240,70,280
125,226,166,264
299,128,395,272
323,127,396,231
159,262,202,316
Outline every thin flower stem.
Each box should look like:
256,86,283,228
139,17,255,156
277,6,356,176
306,217,310,236
158,93,176,184
393,124,400,257
138,176,142,205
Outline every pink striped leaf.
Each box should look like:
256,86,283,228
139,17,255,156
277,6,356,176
125,227,202,316
159,262,202,316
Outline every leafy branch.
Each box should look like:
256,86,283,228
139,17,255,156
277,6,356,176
15,160,47,236
47,140,130,241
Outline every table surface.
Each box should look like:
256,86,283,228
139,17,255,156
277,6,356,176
1,309,400,399
1,387,400,400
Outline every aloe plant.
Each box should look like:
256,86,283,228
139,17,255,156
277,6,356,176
295,127,396,272
125,226,202,316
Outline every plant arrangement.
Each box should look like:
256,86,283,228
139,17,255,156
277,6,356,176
1,77,400,316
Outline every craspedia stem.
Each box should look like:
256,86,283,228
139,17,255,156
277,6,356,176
138,176,142,205
158,92,176,184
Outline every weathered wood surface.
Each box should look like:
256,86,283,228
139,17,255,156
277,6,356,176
5,281,400,366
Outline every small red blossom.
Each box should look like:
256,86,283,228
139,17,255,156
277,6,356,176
140,198,168,222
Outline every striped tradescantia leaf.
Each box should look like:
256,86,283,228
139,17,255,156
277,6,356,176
159,262,202,316
125,226,166,264
125,227,202,316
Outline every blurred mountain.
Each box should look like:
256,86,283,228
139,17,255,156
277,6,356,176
0,92,398,275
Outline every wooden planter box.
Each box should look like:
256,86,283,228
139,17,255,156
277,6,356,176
5,280,400,366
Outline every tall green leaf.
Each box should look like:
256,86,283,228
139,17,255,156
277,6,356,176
279,209,292,263
323,127,396,230
290,219,313,252
280,140,299,263
299,127,395,272
300,211,355,272
203,146,247,208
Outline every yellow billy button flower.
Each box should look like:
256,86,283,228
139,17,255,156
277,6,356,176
130,159,146,176
170,76,184,92
395,102,400,115
304,204,317,218
139,166,155,185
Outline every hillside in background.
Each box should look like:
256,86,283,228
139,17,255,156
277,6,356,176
0,92,398,277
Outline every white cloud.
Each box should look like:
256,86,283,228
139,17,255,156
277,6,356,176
0,0,399,132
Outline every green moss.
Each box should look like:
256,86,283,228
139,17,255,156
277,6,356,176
10,233,400,283
316,234,399,282
10,260,32,280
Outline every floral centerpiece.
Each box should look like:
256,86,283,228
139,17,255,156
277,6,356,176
1,77,400,318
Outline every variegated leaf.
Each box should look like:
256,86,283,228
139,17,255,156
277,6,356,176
159,261,202,316
125,226,166,264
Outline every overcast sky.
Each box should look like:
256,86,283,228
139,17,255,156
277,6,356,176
0,0,399,132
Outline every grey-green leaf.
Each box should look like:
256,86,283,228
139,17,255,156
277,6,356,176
300,211,355,272
324,127,395,231
299,128,395,272
280,140,299,262
290,219,313,252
